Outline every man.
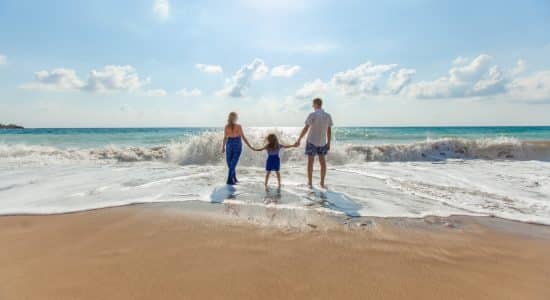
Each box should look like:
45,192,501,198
296,98,333,188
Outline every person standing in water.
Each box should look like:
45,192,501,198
296,98,333,188
253,133,298,188
221,112,254,185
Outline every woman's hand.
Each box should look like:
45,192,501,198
221,147,225,154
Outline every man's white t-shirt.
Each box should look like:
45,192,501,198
305,109,333,147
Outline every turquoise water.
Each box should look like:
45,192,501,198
1,126,549,148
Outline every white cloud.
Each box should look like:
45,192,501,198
508,71,550,102
511,59,526,76
330,61,398,96
470,66,507,96
0,53,6,65
195,64,223,74
453,56,469,65
153,0,171,21
408,54,506,98
293,61,414,99
387,68,416,94
217,58,269,97
271,65,301,78
19,68,84,91
84,65,147,92
144,89,167,97
295,79,328,99
21,65,152,93
176,88,202,97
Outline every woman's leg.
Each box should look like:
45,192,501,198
226,147,234,185
275,171,281,187
226,140,242,185
231,147,241,183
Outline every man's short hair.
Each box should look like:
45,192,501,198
313,98,323,107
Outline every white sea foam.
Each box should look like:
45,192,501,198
1,133,549,164
1,131,549,225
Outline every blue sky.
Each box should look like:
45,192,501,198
0,0,549,127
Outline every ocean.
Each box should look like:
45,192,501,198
1,126,549,224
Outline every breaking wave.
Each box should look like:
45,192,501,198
1,132,549,164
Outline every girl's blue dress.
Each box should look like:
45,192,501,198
265,146,281,172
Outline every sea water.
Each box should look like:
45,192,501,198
1,127,549,224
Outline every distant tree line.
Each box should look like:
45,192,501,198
0,123,24,129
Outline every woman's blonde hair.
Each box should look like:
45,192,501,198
266,133,280,151
227,112,238,129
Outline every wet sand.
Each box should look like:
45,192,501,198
1,205,549,300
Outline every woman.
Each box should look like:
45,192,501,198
221,112,254,185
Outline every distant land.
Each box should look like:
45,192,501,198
0,123,24,129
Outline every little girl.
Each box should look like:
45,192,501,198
253,134,297,188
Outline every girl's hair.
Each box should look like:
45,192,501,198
266,134,280,151
227,112,238,130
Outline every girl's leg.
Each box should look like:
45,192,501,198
276,171,281,187
265,171,271,187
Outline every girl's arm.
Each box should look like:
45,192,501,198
221,127,228,153
280,143,298,149
253,146,267,152
240,126,255,150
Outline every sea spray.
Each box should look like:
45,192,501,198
1,134,549,164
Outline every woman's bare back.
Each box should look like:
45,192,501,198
225,124,242,138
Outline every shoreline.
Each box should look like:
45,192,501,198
2,200,550,232
1,203,549,299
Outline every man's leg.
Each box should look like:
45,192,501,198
307,155,314,188
319,155,327,188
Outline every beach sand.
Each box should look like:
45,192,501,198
1,204,549,300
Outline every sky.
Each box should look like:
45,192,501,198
0,0,549,127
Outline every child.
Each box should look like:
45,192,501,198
253,134,297,188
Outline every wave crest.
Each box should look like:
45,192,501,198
347,137,550,161
1,134,549,164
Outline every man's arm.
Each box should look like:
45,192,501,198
326,126,332,150
296,125,310,146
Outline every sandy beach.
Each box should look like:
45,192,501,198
1,204,549,300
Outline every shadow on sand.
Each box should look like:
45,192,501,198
306,188,362,217
209,185,238,204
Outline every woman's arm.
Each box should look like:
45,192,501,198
221,127,228,153
240,126,255,150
